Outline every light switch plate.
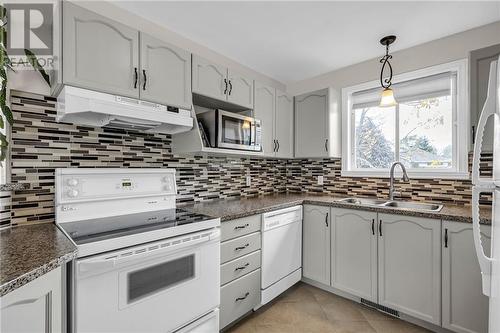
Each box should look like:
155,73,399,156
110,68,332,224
318,176,324,185
246,175,251,187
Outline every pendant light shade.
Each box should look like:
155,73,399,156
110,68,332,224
379,35,397,107
379,87,397,107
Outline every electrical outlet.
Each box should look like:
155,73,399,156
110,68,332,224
246,175,251,187
318,176,324,185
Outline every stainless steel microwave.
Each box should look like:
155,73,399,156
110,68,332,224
197,109,262,151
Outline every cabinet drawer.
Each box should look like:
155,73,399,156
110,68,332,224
220,269,261,329
221,232,261,264
221,215,261,242
221,250,261,286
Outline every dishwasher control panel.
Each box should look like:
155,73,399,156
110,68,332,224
262,206,302,231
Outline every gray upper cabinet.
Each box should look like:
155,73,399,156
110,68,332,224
470,43,500,151
227,70,254,109
442,221,490,333
140,33,192,109
192,56,254,109
254,82,276,155
192,55,227,101
294,89,329,158
63,2,139,98
275,90,294,158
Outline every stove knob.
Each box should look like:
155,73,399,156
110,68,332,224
162,176,171,183
67,189,79,198
67,179,79,187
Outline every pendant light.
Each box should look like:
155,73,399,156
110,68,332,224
379,35,397,107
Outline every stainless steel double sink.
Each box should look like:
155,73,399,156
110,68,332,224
338,197,443,212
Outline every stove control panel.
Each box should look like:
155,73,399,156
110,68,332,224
55,169,177,203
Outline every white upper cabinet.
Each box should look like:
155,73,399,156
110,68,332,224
140,33,192,109
442,221,490,333
331,208,377,302
254,82,276,155
378,214,441,325
192,55,227,102
192,56,254,109
1,267,62,333
227,70,254,109
275,90,294,158
63,2,140,98
302,205,331,286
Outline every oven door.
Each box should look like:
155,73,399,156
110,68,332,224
76,229,220,333
217,110,260,151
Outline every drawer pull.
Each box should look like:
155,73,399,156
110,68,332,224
235,263,250,271
235,292,250,302
235,243,249,251
234,223,250,230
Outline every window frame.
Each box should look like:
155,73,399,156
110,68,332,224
341,59,469,179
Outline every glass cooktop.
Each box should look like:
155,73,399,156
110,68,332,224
60,208,216,245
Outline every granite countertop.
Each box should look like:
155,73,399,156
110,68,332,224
182,193,492,225
0,223,77,297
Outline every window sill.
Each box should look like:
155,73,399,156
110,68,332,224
340,170,470,180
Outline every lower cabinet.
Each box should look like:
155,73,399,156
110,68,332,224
330,208,377,302
442,221,491,333
219,214,262,329
302,205,331,285
1,267,62,333
378,213,441,325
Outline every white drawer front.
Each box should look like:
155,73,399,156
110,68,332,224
220,269,261,329
221,250,261,286
221,232,261,264
221,215,261,242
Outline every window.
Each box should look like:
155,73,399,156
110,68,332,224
342,59,469,179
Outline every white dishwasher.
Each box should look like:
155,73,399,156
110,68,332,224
260,205,303,306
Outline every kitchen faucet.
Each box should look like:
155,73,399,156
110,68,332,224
389,162,410,201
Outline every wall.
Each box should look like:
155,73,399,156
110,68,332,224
287,21,500,95
2,90,491,229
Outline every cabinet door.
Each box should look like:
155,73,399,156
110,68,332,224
442,221,490,333
331,208,377,302
294,89,328,158
254,82,276,156
303,205,330,285
227,70,254,109
63,2,139,98
275,90,294,158
378,214,441,325
192,55,227,102
1,267,62,333
140,33,191,109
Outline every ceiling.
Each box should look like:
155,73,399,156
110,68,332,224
114,1,500,84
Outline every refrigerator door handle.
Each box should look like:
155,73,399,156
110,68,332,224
472,186,493,296
472,60,498,187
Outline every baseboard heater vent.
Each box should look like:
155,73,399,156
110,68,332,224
360,299,400,318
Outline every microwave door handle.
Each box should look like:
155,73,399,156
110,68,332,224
250,122,256,146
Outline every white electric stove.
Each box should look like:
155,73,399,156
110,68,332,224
55,168,220,333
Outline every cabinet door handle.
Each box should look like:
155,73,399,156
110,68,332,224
379,220,383,237
235,263,250,271
372,219,375,235
142,69,147,90
277,140,280,152
235,243,249,251
134,67,138,89
273,139,277,152
325,212,329,227
228,80,233,95
235,292,250,302
224,79,228,95
234,223,249,230
444,228,448,248
325,139,328,152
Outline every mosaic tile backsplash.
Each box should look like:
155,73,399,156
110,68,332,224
0,90,492,228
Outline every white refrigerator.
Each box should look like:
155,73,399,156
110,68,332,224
472,55,500,332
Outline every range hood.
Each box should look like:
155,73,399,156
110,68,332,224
57,86,193,134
